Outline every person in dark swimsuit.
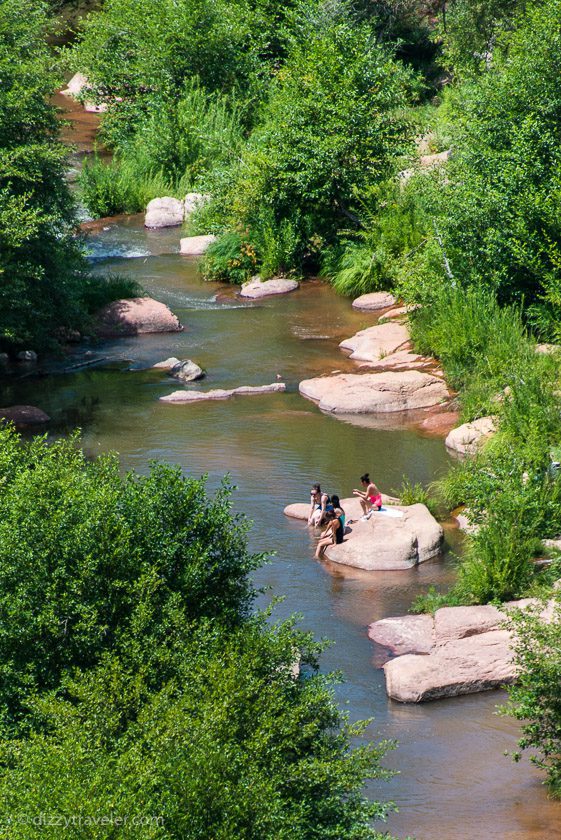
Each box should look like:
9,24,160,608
314,512,343,558
331,495,346,540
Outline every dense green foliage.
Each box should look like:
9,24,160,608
0,0,138,352
504,598,561,796
0,427,395,836
0,0,85,349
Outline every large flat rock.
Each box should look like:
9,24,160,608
434,604,505,645
96,297,183,337
284,498,442,570
325,503,443,570
445,416,496,455
239,277,299,299
372,598,551,702
160,383,285,403
384,630,515,702
339,322,410,363
299,371,449,414
368,615,434,655
351,292,396,311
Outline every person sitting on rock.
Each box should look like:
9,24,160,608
331,495,346,532
353,473,382,521
308,483,330,526
314,511,343,559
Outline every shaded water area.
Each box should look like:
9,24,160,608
6,99,561,837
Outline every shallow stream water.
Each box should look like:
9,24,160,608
5,102,561,838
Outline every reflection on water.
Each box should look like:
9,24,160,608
4,217,561,839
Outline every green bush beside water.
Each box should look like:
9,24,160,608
0,426,396,837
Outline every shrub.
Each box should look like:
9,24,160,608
202,11,419,282
503,597,561,795
0,0,88,349
0,621,397,839
0,428,261,724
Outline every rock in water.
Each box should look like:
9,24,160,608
339,322,410,363
96,298,183,337
239,277,299,299
368,615,435,655
383,630,515,702
170,360,204,382
299,371,449,413
16,350,38,363
152,357,181,370
351,291,396,311
179,235,216,256
324,503,443,570
0,405,50,425
60,72,88,97
144,197,184,229
283,498,442,571
160,383,285,403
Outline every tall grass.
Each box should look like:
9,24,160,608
409,285,535,420
80,79,244,219
324,179,431,297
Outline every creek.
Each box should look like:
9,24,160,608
5,95,561,839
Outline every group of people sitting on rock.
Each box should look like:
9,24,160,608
308,474,382,560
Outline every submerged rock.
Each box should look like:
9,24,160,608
0,405,50,425
96,297,183,337
351,291,396,311
160,383,286,403
239,277,299,299
445,416,496,455
299,370,449,414
144,197,184,229
179,235,216,256
339,322,410,363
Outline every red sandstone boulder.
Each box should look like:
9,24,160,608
144,197,184,229
240,277,299,299
179,235,216,256
368,615,434,655
160,383,285,403
339,322,410,363
96,297,183,337
383,630,515,702
351,291,396,311
445,416,496,455
299,370,449,414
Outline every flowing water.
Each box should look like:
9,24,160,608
5,102,561,839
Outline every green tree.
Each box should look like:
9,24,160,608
0,428,261,725
0,624,395,838
202,9,419,281
0,0,87,349
0,425,396,837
